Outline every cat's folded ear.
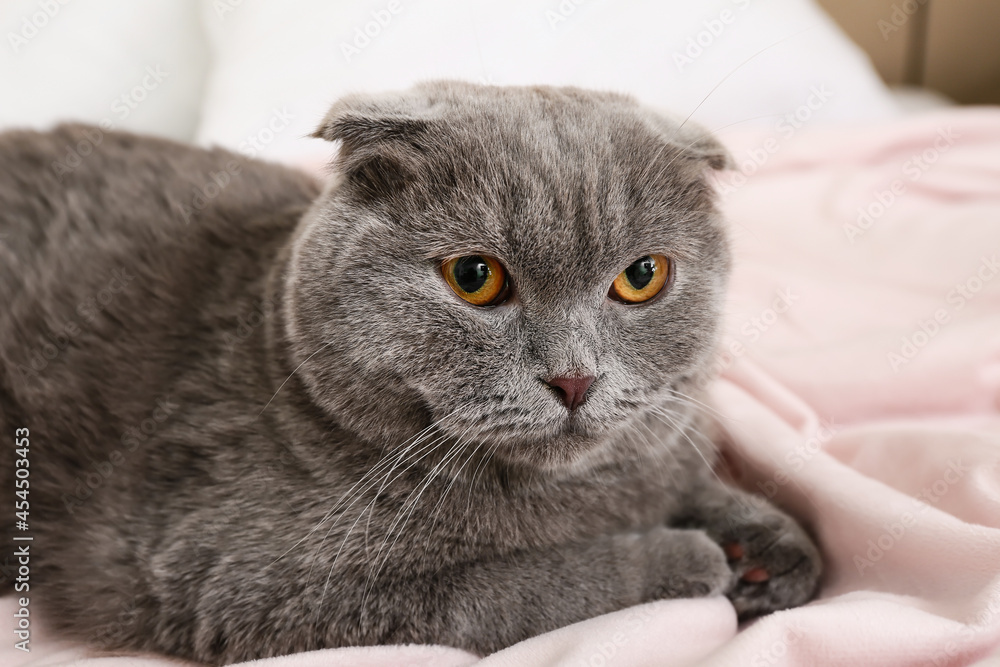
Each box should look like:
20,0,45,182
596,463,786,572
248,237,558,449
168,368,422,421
312,92,434,199
644,111,733,172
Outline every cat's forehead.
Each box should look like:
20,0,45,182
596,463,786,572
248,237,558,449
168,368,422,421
318,81,727,281
416,100,718,280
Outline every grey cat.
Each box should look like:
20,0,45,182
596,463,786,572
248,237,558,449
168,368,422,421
0,81,820,664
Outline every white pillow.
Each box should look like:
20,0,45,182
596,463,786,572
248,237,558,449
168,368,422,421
195,0,900,166
0,0,208,141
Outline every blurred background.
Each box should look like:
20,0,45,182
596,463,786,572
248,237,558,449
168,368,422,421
1,0,997,168
2,0,1000,421
817,0,1000,106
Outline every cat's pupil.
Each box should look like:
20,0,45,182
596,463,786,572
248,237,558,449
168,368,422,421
454,256,490,293
625,256,655,290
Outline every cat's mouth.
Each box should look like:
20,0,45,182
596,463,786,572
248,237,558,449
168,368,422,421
559,414,595,437
484,396,609,443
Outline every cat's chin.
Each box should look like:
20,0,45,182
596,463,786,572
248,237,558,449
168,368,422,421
466,417,625,472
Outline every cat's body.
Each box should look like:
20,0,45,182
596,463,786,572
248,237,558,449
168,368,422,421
0,82,820,664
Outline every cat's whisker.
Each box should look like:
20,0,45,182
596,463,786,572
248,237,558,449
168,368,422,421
662,386,730,423
636,28,816,197
356,428,458,557
360,409,469,554
652,404,718,467
676,28,814,134
268,409,461,568
651,406,730,484
651,406,758,517
630,418,681,491
621,425,665,491
317,414,477,610
465,437,505,513
322,408,465,519
425,437,487,538
370,429,474,571
360,423,479,606
316,427,456,609
656,405,828,519
307,426,450,579
310,421,457,572
255,341,334,420
360,434,487,616
373,437,473,569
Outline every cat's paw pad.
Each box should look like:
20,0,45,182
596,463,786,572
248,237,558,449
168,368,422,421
723,542,770,583
719,518,821,618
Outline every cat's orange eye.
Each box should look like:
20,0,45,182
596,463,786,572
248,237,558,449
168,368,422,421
609,254,672,304
442,255,509,306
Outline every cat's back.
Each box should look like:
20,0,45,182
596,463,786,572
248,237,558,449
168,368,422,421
0,124,319,300
0,124,320,489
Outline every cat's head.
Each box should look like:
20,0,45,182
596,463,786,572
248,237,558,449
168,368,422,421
285,81,730,469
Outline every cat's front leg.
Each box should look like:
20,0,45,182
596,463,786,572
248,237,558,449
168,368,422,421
676,482,822,618
141,524,733,662
429,526,731,654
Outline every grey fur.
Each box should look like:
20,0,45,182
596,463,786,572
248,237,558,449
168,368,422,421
0,81,820,664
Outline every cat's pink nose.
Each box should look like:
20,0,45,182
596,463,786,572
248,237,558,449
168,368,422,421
545,375,595,411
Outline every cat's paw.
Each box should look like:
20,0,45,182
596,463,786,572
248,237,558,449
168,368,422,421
640,527,732,601
714,513,822,618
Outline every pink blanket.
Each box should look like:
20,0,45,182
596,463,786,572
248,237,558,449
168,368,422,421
4,108,999,667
